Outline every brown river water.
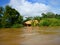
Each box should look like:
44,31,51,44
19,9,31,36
0,27,60,45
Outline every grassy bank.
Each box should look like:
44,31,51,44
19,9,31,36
38,18,60,26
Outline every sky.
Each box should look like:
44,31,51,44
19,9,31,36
0,0,60,17
0,0,10,6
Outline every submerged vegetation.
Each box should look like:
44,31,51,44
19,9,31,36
0,5,60,28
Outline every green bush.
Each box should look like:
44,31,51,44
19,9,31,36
11,24,23,28
38,19,51,26
49,19,60,26
38,18,60,26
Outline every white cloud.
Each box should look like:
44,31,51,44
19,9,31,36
9,0,50,17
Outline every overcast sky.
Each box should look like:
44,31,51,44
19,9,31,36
0,0,60,17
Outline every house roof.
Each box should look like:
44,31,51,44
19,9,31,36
25,20,38,24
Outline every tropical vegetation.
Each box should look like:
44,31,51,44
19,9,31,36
0,5,60,28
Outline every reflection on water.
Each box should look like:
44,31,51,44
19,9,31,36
0,27,60,45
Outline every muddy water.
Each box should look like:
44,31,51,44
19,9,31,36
0,27,60,45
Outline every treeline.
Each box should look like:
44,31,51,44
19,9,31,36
0,5,23,28
0,5,60,28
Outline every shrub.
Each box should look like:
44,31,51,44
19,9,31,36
49,19,60,26
38,18,60,26
11,24,23,28
38,19,51,26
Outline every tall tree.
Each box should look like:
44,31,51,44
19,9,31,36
0,7,4,27
1,5,23,28
33,16,41,22
42,12,55,18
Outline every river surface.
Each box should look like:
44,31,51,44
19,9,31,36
0,27,60,45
